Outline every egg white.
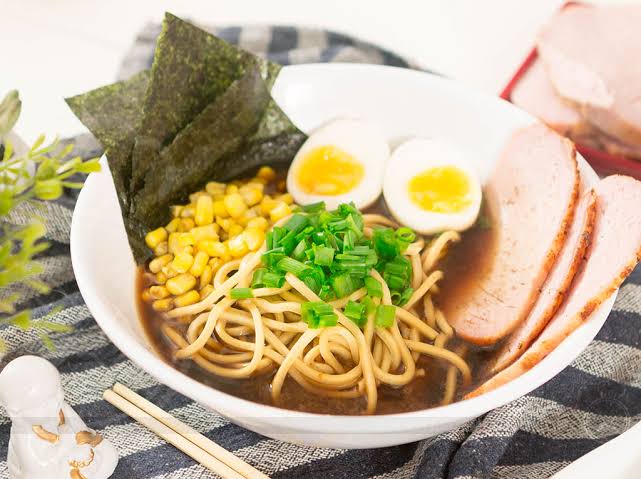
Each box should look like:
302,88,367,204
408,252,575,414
286,118,389,210
383,138,482,235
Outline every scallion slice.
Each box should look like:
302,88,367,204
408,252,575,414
375,304,396,328
364,276,383,298
230,287,254,299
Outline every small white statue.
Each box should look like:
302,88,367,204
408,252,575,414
0,355,118,479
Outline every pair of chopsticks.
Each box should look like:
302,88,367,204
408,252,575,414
104,383,270,479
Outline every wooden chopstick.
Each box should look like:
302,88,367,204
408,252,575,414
104,384,270,479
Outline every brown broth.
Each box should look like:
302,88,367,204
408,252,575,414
137,194,499,415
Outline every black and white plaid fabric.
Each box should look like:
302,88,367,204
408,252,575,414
2,24,640,479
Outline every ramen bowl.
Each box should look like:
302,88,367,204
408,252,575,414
70,63,614,449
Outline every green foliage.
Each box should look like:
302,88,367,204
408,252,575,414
0,90,99,353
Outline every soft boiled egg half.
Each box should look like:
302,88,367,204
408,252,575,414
286,118,389,210
383,138,482,235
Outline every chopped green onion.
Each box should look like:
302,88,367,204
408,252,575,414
300,201,326,213
262,247,286,268
361,296,376,317
373,228,400,259
331,272,357,298
396,227,416,244
394,287,414,306
251,268,268,288
375,304,396,328
230,287,254,299
263,271,286,288
319,284,335,301
313,245,335,266
277,257,310,276
344,300,366,326
301,301,337,328
284,213,309,233
317,313,338,327
364,276,383,298
292,239,308,261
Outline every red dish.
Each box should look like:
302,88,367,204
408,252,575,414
500,1,641,180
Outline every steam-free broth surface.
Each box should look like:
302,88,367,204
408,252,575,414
138,195,499,415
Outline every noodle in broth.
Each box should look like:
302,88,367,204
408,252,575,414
156,213,470,414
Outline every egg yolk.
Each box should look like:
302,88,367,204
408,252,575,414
408,166,472,213
296,145,364,196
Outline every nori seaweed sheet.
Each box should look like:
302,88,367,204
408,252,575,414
129,13,280,194
65,71,151,258
66,12,306,264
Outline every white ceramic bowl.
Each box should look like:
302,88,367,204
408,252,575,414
70,64,614,449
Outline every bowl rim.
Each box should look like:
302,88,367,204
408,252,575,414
70,62,615,432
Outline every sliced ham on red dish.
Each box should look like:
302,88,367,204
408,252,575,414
446,124,579,346
467,175,641,398
537,5,641,148
491,188,596,373
511,59,592,138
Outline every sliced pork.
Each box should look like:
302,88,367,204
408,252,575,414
537,5,641,148
446,124,579,345
467,175,641,398
491,188,596,373
511,59,591,138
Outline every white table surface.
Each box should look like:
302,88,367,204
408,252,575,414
1,0,632,143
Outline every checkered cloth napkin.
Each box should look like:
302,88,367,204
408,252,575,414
1,23,641,479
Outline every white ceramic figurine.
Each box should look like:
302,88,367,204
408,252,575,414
0,355,118,479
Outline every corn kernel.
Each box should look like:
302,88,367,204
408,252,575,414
228,223,244,238
206,181,226,196
156,271,167,284
252,177,268,185
180,205,195,218
213,200,229,218
208,257,223,273
149,285,170,299
199,240,227,258
166,273,197,296
239,185,263,206
189,191,208,203
168,233,181,254
277,179,287,192
174,290,200,308
270,201,291,222
161,265,179,279
145,227,167,249
199,265,213,288
152,298,173,312
278,193,294,205
239,208,257,224
154,241,169,256
224,193,247,218
259,196,277,216
257,165,276,181
216,217,233,233
225,184,239,195
171,252,194,273
170,205,183,218
189,251,209,277
141,289,152,303
179,218,195,232
228,234,249,258
247,217,269,230
195,195,214,226
191,224,219,243
244,227,265,250
149,254,173,273
166,218,181,233
200,284,214,298
178,233,195,247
